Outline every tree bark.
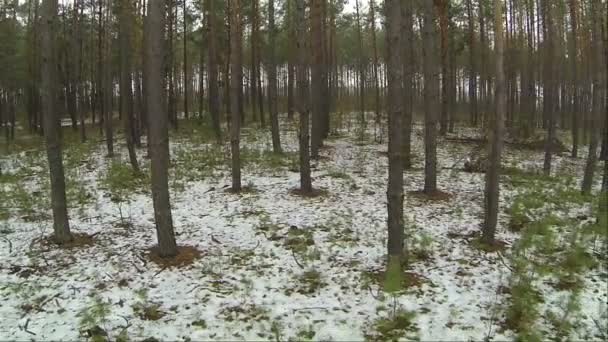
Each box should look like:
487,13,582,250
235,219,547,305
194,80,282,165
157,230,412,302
120,0,140,172
145,0,178,257
206,0,221,143
386,0,405,265
296,0,312,193
268,0,281,154
229,0,242,191
311,0,323,158
422,0,439,193
483,0,506,245
41,0,72,244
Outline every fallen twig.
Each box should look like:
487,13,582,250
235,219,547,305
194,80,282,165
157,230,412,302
22,318,36,336
153,266,169,277
291,250,305,269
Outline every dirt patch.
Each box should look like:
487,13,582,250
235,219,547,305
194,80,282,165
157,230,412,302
408,190,454,202
39,232,96,249
469,237,508,253
146,245,202,268
225,185,257,194
289,187,328,198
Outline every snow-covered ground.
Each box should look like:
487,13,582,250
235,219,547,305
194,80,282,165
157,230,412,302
0,120,606,341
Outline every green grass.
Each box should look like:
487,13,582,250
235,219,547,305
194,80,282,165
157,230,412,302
101,161,149,201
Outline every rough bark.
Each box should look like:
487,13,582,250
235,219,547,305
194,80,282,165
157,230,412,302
145,0,178,257
295,0,312,193
422,0,439,193
483,0,506,245
267,0,281,154
120,0,140,172
206,0,221,143
229,0,242,191
386,0,405,264
41,0,72,244
311,0,323,158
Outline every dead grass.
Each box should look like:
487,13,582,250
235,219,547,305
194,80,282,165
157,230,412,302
147,245,202,268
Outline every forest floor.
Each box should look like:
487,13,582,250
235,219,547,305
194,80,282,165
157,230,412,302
0,116,606,341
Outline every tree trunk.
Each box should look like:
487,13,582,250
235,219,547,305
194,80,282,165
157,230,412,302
287,0,295,120
41,0,72,244
355,0,365,130
568,0,579,157
229,0,242,192
183,0,189,120
120,0,140,172
268,0,281,154
542,0,555,176
402,0,414,169
466,0,479,127
483,0,506,245
206,0,221,143
296,0,312,193
311,0,323,158
422,0,439,193
386,0,405,266
369,0,380,141
581,0,604,195
145,0,178,257
437,0,450,136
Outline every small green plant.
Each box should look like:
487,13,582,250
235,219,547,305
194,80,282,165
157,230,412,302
78,296,111,342
366,310,417,341
101,161,149,201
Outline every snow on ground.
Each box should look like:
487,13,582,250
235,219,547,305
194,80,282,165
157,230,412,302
0,119,606,341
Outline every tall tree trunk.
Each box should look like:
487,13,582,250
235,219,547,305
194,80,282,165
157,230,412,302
437,0,450,136
229,0,242,191
183,0,188,120
287,0,295,120
466,0,479,126
581,0,604,195
268,0,281,153
569,0,579,157
369,0,380,141
41,0,72,244
207,0,221,142
355,0,365,130
103,0,113,157
422,0,440,193
542,0,555,175
296,0,312,193
145,0,178,257
311,0,323,158
250,0,259,123
386,0,405,266
120,0,140,172
402,0,414,169
483,0,506,245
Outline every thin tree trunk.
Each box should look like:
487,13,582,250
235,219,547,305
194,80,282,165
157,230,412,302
268,0,281,153
311,0,323,158
229,0,242,191
120,0,140,172
207,0,221,142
